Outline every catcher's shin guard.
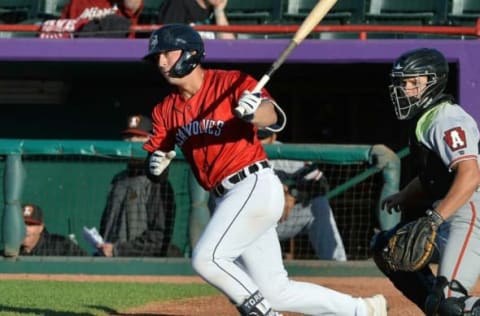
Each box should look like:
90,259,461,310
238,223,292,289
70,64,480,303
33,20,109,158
383,267,434,311
236,290,279,316
424,276,480,316
425,276,452,316
463,298,480,316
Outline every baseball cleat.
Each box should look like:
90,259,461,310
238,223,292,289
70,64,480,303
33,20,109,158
363,294,387,316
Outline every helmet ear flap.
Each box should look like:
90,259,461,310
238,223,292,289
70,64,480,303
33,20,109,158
170,50,203,78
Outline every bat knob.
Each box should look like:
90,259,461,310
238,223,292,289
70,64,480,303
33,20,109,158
166,150,176,159
233,106,245,118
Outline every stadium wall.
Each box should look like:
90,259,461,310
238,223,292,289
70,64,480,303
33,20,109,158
0,38,478,122
0,140,399,274
0,37,476,274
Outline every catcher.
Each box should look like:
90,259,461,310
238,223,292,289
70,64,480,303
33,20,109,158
370,47,480,315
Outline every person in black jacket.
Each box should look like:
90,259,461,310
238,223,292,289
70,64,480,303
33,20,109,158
156,0,235,39
20,203,87,256
96,114,178,257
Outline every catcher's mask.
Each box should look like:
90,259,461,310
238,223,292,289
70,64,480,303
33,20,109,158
143,24,205,78
389,48,448,120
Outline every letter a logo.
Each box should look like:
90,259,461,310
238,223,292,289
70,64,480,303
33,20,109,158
444,127,467,151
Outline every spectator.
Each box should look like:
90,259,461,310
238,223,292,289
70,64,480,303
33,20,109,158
61,0,143,23
157,0,235,39
20,203,87,256
258,129,347,261
40,0,144,39
96,114,178,257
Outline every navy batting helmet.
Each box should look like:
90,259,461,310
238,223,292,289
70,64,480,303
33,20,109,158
389,48,448,120
143,24,205,78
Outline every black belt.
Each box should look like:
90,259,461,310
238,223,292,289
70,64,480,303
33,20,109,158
212,160,270,197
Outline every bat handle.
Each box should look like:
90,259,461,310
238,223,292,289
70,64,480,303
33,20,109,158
233,75,271,118
233,105,246,118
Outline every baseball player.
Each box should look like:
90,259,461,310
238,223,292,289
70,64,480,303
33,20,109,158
142,23,387,316
371,48,480,315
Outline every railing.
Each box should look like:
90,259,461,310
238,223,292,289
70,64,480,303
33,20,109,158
1,139,402,264
0,21,479,38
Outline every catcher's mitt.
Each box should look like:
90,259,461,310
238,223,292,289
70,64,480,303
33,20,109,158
381,209,444,272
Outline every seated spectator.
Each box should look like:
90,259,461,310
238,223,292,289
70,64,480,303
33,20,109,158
20,203,87,256
61,0,143,24
96,114,178,257
258,129,347,261
40,0,144,38
157,0,235,39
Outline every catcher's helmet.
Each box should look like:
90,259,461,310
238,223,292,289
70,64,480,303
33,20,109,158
389,48,448,120
143,24,205,78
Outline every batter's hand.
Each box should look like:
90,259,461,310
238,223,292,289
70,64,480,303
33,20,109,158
149,150,176,176
235,90,262,121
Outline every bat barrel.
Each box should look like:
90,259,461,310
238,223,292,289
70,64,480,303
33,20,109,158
233,0,338,118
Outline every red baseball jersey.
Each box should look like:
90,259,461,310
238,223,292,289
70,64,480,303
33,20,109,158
61,0,143,24
143,69,271,190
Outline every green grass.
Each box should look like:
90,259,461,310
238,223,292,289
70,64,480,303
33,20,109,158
0,280,219,315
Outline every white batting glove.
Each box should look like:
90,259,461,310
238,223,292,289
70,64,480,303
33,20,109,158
235,90,262,120
149,150,176,176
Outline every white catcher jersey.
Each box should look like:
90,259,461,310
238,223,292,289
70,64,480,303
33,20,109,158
415,101,480,170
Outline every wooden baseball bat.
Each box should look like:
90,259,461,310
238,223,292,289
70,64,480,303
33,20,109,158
234,0,339,117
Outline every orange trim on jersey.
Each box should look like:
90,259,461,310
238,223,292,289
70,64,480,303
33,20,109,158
447,201,476,297
449,155,478,169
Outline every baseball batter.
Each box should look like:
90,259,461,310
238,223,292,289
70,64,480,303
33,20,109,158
142,24,387,316
371,48,480,315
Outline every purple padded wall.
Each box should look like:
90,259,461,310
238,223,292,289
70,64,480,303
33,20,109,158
0,38,478,121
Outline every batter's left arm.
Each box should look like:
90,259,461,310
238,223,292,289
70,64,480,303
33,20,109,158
249,100,286,133
234,73,287,131
250,101,277,127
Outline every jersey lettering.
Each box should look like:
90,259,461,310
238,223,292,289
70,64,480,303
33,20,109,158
176,119,224,146
79,6,118,19
444,127,467,151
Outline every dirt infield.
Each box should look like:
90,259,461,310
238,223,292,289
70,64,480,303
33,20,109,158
122,276,423,316
2,274,479,315
124,276,480,316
